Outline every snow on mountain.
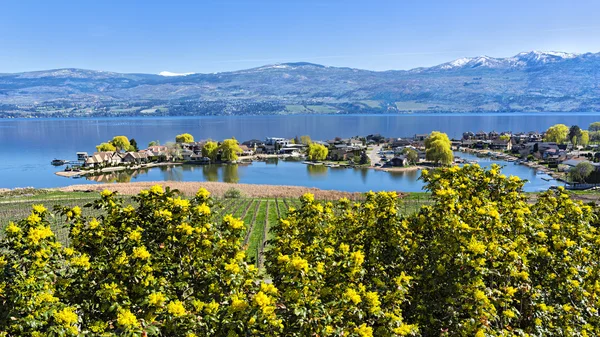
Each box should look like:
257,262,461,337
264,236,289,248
159,71,195,77
425,51,581,72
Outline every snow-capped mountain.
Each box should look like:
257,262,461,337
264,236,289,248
158,71,195,77
424,51,583,72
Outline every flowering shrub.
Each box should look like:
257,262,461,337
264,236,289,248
2,164,600,336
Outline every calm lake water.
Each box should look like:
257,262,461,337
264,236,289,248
0,112,595,190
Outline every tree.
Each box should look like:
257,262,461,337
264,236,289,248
569,161,594,183
589,121,600,132
202,141,219,161
110,136,130,152
148,140,160,147
129,138,139,152
96,142,116,152
569,125,582,142
544,124,569,143
424,131,453,165
300,135,312,145
402,148,419,165
175,133,194,143
499,134,511,141
307,143,328,161
579,130,590,147
220,138,242,162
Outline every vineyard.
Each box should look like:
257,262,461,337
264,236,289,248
0,191,432,270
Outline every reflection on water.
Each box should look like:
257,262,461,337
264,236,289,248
223,164,240,183
307,164,328,176
388,169,420,181
202,165,219,182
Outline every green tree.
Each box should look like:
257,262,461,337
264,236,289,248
402,148,419,165
307,143,328,161
579,130,590,147
424,131,453,165
129,138,139,152
219,138,242,162
175,133,194,143
110,136,130,152
499,134,511,141
300,135,312,145
568,161,594,183
96,142,116,152
148,140,160,147
589,121,600,132
202,141,219,162
569,125,582,142
544,124,569,143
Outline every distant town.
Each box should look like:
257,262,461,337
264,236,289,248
55,122,600,189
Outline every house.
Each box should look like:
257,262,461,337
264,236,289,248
239,145,254,156
329,145,360,161
388,155,408,167
462,132,475,140
181,149,194,161
475,131,488,140
76,152,89,161
490,139,512,151
85,152,121,167
414,134,429,141
190,153,210,164
121,152,148,164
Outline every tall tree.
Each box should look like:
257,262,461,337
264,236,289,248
175,133,194,143
220,138,242,162
402,147,419,164
202,141,219,161
129,138,139,152
424,131,453,165
300,135,312,145
110,136,130,152
544,124,569,143
569,125,582,142
307,143,328,161
148,140,160,147
589,121,600,132
579,130,590,147
96,142,116,152
569,161,594,183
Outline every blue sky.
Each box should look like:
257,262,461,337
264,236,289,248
2,0,600,74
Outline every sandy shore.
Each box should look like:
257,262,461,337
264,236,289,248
55,181,369,199
374,165,423,173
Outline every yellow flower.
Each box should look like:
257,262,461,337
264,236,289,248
350,250,365,266
72,206,81,216
54,306,78,328
196,188,210,200
225,261,241,274
394,323,416,336
100,189,113,197
132,246,151,260
503,309,516,318
27,226,54,244
150,185,164,195
344,288,361,305
194,204,211,216
354,323,373,337
27,212,42,225
260,283,278,295
32,204,47,214
167,300,187,317
339,243,350,254
254,291,272,307
6,222,21,234
224,214,244,230
230,295,248,311
468,238,486,255
128,228,142,241
364,291,381,313
116,309,140,329
148,292,167,306
289,256,309,273
70,254,91,269
301,193,315,203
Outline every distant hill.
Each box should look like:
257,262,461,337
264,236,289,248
1,51,600,117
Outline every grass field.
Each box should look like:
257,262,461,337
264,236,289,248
0,191,430,267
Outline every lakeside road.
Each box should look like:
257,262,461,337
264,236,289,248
55,181,368,200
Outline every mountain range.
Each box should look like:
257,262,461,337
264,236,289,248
1,50,600,117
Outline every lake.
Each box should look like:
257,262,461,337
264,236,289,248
0,112,595,190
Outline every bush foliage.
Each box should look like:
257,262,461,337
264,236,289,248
1,164,599,336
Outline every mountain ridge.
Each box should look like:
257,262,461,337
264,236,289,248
1,50,599,117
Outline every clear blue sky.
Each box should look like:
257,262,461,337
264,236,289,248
2,0,600,74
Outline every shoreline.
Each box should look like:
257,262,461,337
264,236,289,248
54,181,371,200
55,162,183,177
